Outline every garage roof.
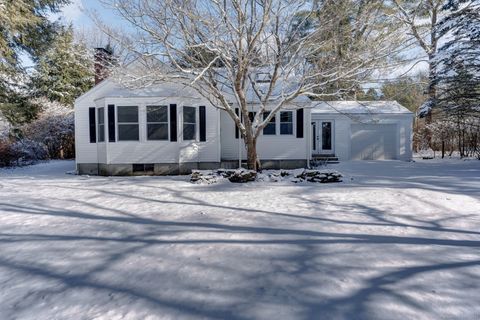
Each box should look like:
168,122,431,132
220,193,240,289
311,101,413,114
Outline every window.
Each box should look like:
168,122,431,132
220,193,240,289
133,163,154,173
97,107,105,142
248,111,256,123
183,106,196,140
117,106,139,141
280,111,293,135
322,121,332,150
263,112,276,135
147,106,168,140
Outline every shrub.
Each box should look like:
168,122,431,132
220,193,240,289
0,138,16,167
22,98,75,159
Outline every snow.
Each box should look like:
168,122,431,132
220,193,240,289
311,101,413,114
0,159,479,320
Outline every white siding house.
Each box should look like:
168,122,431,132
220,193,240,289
75,77,413,175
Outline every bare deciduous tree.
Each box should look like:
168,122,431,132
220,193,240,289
392,0,444,119
94,0,404,170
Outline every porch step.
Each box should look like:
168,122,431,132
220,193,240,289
312,155,339,165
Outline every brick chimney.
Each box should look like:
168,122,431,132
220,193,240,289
94,47,113,85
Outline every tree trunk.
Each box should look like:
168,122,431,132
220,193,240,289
425,55,436,148
245,136,261,171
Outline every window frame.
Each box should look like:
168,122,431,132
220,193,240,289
116,105,140,142
97,107,105,142
182,106,197,141
146,105,169,141
280,111,294,135
262,111,276,135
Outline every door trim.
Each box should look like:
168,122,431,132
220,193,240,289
312,120,335,155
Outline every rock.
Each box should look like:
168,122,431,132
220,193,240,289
228,169,257,183
190,170,221,184
191,168,342,184
294,169,342,183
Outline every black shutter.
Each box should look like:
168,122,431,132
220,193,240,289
89,107,96,143
235,108,239,139
199,106,206,142
296,108,304,138
108,104,115,142
170,104,177,141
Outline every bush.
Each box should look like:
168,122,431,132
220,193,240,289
11,139,48,165
0,138,16,167
0,98,75,167
0,137,48,167
22,98,75,159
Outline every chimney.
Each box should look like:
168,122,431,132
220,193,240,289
94,47,113,85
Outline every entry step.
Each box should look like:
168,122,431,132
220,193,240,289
312,155,339,165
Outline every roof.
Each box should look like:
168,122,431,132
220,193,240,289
311,101,413,114
77,57,310,106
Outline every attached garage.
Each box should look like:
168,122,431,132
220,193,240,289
310,101,414,161
351,124,397,160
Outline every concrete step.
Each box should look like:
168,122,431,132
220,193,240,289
312,155,339,165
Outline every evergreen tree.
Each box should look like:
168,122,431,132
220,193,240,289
434,0,480,115
429,0,480,157
392,0,447,120
31,26,95,106
0,0,70,123
289,0,401,100
381,76,428,113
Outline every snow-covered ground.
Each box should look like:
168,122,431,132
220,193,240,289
0,159,479,320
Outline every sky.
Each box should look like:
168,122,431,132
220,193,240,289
57,0,104,28
43,0,427,85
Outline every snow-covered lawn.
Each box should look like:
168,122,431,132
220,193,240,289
0,160,479,320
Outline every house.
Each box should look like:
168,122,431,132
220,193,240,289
74,66,413,176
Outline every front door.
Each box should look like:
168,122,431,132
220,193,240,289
312,120,334,155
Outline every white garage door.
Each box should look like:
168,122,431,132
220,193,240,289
351,124,397,160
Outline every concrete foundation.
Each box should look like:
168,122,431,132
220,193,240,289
220,159,308,170
77,159,308,176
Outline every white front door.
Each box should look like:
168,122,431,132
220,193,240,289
312,120,334,155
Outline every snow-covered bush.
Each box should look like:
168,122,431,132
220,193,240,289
0,137,48,167
22,98,75,159
425,115,480,159
0,138,15,167
10,139,48,165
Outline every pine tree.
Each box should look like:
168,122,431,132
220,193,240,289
431,0,480,157
0,0,70,123
31,26,95,106
434,0,480,115
289,0,400,100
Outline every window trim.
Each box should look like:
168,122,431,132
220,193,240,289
262,111,276,135
280,110,294,135
182,105,197,141
97,107,105,142
116,105,140,142
146,105,169,141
